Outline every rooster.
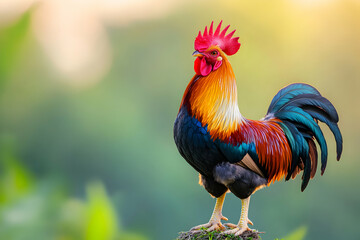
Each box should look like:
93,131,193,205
173,21,343,236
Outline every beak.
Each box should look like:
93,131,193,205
192,50,203,57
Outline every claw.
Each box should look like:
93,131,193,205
221,215,228,221
224,223,238,229
190,222,211,231
223,227,253,236
207,223,225,232
190,221,225,232
248,219,253,226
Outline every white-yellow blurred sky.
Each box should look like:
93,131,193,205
0,0,359,87
0,0,190,86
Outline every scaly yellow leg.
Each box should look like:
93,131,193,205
190,193,228,232
224,196,255,236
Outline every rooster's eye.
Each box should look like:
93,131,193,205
210,51,218,56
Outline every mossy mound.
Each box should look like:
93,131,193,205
176,228,261,240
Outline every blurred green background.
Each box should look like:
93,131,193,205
0,0,359,239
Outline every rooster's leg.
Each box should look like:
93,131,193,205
224,196,255,236
190,193,227,232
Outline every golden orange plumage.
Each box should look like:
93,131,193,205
183,47,242,141
182,47,291,183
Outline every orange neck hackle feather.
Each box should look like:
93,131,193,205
180,48,292,183
183,50,243,140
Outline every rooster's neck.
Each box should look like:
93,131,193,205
185,58,243,140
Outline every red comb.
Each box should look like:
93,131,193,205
194,21,241,56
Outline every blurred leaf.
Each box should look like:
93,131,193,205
276,226,307,240
0,144,34,204
85,182,119,240
0,11,30,86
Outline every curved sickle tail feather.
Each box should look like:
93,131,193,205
265,83,343,191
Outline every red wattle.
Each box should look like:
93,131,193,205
199,57,212,76
194,57,222,76
194,57,202,75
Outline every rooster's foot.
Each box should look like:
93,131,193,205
190,217,227,232
223,223,255,236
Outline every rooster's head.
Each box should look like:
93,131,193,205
193,21,241,76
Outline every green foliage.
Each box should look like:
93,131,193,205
0,145,147,240
85,182,118,240
0,143,34,204
275,226,307,240
0,11,30,85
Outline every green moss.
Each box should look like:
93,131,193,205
176,228,261,240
